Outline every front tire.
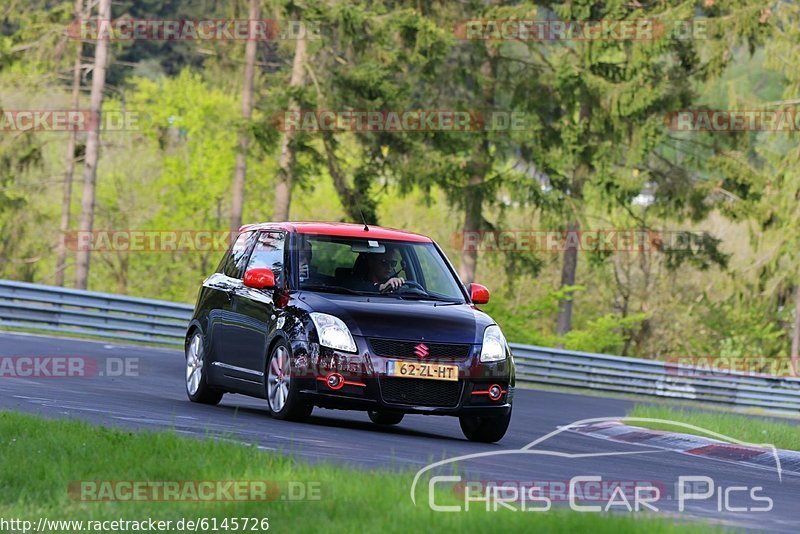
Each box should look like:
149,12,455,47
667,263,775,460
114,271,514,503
266,340,313,421
185,332,224,405
368,411,404,426
459,409,511,443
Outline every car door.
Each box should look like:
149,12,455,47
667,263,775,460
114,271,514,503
206,230,258,386
225,230,287,394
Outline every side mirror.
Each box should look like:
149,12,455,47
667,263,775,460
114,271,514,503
243,268,276,290
468,283,490,304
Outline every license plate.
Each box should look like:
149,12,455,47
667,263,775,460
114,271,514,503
386,361,458,381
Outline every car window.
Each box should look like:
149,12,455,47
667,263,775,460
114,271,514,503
298,235,465,302
306,239,359,277
246,232,286,287
415,244,460,296
221,231,256,280
214,242,233,275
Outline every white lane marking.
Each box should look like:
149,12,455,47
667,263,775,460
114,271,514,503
112,416,176,425
55,406,107,413
13,395,56,401
15,398,116,414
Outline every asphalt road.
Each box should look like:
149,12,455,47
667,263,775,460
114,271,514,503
1,331,798,532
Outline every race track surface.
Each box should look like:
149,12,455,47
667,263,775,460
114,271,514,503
1,332,797,532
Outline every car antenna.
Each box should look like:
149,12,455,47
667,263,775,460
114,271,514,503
358,206,369,232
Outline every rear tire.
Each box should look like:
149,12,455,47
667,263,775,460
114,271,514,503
368,411,404,426
185,332,224,406
459,409,511,443
266,340,313,421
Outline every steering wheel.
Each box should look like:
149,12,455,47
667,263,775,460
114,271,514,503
384,280,427,295
398,280,425,291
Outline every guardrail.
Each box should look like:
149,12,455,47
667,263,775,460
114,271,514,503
0,280,192,346
1,280,798,411
511,344,800,412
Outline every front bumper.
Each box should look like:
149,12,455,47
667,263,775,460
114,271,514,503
289,337,514,417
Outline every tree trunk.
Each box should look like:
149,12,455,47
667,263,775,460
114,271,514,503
74,0,110,290
229,0,260,233
321,134,379,225
273,23,307,221
555,98,590,339
458,57,493,285
322,133,362,222
55,0,84,287
556,220,579,337
458,172,484,284
791,284,800,377
116,253,128,294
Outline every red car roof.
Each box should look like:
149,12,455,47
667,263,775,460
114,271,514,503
239,221,433,243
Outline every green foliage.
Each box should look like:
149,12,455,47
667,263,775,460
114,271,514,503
0,135,44,281
688,294,788,359
482,290,562,347
561,312,649,355
98,70,265,301
484,283,648,355
661,231,730,271
128,69,240,228
0,0,798,362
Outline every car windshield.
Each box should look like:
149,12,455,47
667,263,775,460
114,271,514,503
297,235,466,303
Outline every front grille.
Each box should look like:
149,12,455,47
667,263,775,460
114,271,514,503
369,338,471,360
379,377,463,407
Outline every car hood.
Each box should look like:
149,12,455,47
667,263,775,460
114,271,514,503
295,292,494,344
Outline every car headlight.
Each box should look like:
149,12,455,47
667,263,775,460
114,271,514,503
480,325,508,362
310,312,357,353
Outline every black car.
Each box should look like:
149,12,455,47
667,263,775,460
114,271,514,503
185,222,514,442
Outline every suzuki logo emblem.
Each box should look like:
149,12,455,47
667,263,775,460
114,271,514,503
414,343,429,358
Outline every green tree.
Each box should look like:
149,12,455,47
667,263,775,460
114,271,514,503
703,1,800,372
55,0,87,286
0,0,74,281
74,0,112,289
511,0,767,336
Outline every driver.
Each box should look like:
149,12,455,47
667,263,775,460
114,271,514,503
358,250,405,292
299,243,313,282
298,240,324,285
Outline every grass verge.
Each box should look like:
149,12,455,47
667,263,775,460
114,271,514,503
627,405,800,451
0,411,714,533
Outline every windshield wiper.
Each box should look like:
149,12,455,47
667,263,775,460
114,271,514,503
301,284,368,296
392,293,463,304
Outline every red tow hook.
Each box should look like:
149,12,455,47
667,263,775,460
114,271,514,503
316,373,366,390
